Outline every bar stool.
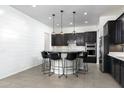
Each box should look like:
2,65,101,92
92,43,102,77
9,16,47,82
41,51,50,74
49,52,62,78
77,52,88,73
65,52,78,78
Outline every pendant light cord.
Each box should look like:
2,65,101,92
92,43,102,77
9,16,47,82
52,14,55,34
73,11,76,34
60,10,63,34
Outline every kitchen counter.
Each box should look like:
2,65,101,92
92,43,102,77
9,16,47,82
108,52,124,61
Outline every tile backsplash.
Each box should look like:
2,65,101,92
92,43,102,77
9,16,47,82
110,44,124,52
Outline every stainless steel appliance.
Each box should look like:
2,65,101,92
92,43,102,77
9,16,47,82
86,43,96,57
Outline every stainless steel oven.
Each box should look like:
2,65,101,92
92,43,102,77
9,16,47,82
85,43,96,57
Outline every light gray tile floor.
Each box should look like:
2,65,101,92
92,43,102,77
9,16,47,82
0,64,121,88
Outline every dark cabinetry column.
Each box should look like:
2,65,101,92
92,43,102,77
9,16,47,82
121,62,124,87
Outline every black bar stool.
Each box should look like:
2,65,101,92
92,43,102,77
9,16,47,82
77,52,88,73
65,52,78,78
41,51,50,74
49,52,62,78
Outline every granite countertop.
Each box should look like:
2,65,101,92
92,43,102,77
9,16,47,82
108,52,124,61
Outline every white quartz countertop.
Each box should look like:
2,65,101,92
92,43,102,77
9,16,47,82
108,52,124,61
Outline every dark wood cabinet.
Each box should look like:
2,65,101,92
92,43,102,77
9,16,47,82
121,62,124,87
115,13,124,44
63,34,69,46
76,33,85,46
110,56,124,87
114,60,121,83
84,32,96,43
104,14,124,45
51,32,96,46
115,20,123,44
86,57,96,63
51,34,56,46
104,21,116,44
110,57,121,83
51,34,64,46
111,58,115,78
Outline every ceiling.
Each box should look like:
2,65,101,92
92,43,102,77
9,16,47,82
11,5,123,28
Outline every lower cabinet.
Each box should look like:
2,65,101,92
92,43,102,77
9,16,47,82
121,62,124,87
114,60,121,83
86,57,96,63
110,56,124,87
111,58,115,78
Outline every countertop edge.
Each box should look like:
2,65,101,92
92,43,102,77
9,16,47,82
108,54,124,61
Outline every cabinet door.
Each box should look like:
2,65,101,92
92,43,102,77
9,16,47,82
84,32,96,43
64,34,68,46
54,34,64,46
51,34,56,46
122,19,124,43
116,13,124,44
121,62,124,87
76,33,85,46
111,58,115,78
115,20,122,44
119,14,124,43
104,55,111,73
108,21,116,44
84,32,88,43
92,32,96,43
115,60,121,83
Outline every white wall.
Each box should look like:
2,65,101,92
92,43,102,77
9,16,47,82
55,25,98,33
0,6,51,79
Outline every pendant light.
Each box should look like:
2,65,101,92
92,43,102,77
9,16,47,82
73,11,76,34
52,14,55,34
60,10,64,34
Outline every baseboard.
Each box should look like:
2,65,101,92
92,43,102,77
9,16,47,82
0,63,41,80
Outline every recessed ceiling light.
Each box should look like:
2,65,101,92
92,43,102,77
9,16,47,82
32,5,36,7
70,22,73,25
84,12,87,15
57,24,59,26
85,21,88,24
48,17,52,20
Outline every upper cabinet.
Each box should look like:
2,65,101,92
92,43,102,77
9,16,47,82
104,13,124,45
51,32,97,46
51,34,56,46
51,34,65,46
76,33,85,46
116,13,124,44
104,21,116,44
115,20,123,44
85,32,96,44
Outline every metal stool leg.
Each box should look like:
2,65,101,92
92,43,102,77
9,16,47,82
42,59,45,74
73,60,75,75
86,63,88,72
76,60,78,77
48,59,51,76
58,60,60,78
65,61,67,78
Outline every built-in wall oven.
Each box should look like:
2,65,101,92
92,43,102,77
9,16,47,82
86,43,96,57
